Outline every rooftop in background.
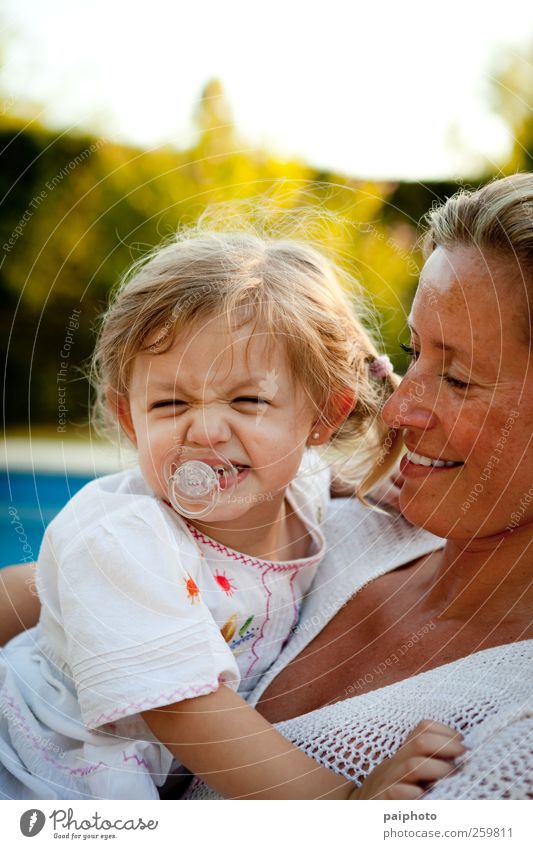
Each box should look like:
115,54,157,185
1,437,136,476
1,437,137,567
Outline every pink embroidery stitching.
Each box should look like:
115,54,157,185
186,521,322,572
3,694,107,776
122,751,150,769
4,694,153,777
90,680,221,728
245,565,273,679
289,570,300,634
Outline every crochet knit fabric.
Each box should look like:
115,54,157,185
185,641,532,799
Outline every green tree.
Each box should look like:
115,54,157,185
491,41,533,172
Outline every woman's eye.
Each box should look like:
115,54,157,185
442,374,470,390
400,343,471,390
400,342,418,361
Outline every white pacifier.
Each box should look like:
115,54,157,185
163,446,239,518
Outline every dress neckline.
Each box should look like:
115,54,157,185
179,482,326,570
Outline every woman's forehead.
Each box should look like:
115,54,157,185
415,247,524,338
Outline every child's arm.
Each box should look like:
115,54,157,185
143,688,464,800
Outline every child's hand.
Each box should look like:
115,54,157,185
349,720,466,800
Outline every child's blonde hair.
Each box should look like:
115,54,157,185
91,223,401,496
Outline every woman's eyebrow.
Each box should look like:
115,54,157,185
407,320,470,358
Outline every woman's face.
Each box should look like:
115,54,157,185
383,245,533,540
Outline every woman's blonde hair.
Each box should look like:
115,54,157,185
422,172,533,339
91,222,401,496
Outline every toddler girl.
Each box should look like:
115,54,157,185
0,229,463,799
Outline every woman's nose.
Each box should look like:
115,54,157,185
383,373,437,432
185,405,232,447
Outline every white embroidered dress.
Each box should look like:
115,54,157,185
0,450,329,800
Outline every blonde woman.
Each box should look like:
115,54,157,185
186,174,532,800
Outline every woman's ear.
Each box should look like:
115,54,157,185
307,391,357,446
106,388,137,445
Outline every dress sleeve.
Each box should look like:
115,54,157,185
44,497,240,730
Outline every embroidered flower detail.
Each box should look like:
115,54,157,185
214,570,237,596
220,614,238,643
239,615,254,636
184,574,200,603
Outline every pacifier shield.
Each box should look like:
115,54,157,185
163,446,239,519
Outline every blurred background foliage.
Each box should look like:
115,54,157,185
1,46,532,434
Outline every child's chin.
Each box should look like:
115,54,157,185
196,495,271,523
201,502,256,522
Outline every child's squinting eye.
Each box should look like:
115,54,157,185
150,397,271,411
233,396,270,406
151,400,187,410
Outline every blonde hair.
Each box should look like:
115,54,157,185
423,173,533,338
91,224,401,496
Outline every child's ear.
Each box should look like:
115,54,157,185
106,388,137,446
307,391,357,446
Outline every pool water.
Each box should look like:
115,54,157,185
1,471,93,568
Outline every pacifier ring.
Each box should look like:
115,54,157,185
163,448,239,519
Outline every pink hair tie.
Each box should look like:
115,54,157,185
369,354,394,379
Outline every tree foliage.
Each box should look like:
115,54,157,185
3,73,517,431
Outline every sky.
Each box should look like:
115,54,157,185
1,0,532,180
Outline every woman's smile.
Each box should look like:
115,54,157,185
400,450,464,478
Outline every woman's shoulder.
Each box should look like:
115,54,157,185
311,496,442,612
325,494,442,552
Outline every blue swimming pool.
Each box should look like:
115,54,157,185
1,471,93,568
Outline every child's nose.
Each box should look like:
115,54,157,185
382,374,437,432
185,405,232,447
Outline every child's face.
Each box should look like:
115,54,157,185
117,314,320,525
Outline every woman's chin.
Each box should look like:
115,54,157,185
398,490,490,541
398,488,453,538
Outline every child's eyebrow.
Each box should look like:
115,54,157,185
149,377,270,393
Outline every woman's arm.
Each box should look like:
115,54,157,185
0,564,41,645
143,687,464,800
